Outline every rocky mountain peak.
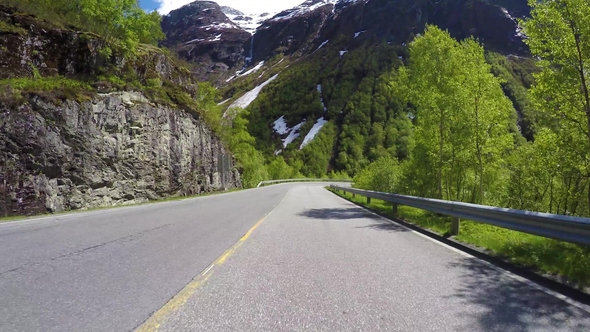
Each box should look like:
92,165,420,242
268,0,335,22
220,5,244,16
161,0,251,84
222,9,275,35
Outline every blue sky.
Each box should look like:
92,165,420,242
140,0,160,12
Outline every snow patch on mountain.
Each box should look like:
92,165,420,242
200,22,239,30
273,116,290,135
270,0,338,22
224,11,275,34
354,30,367,38
239,61,265,77
283,121,306,148
315,40,329,52
228,74,279,110
273,116,307,148
217,98,231,106
300,117,328,149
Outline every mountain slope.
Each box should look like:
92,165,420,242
161,0,535,177
161,1,251,85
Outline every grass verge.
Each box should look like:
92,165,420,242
329,188,590,288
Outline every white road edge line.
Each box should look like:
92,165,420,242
203,265,214,275
333,192,590,314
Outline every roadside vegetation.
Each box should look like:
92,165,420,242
334,0,590,285
238,1,590,219
0,0,163,55
318,0,590,218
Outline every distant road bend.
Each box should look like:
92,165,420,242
1,182,589,332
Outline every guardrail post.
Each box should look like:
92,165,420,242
352,193,355,198
451,217,460,236
392,203,398,217
367,197,371,204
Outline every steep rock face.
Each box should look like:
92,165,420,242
161,1,251,85
292,0,530,58
0,5,241,217
0,92,240,216
239,0,529,71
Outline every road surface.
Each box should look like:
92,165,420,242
1,183,589,331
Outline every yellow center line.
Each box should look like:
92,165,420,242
135,215,270,332
135,189,290,332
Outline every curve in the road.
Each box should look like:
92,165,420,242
2,182,590,332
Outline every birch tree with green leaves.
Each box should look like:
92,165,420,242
405,26,514,204
522,0,590,215
459,39,514,204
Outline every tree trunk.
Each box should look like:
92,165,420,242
438,109,444,199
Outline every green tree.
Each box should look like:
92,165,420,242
459,39,514,204
406,26,514,203
2,0,164,54
522,0,590,215
228,109,269,188
354,157,401,193
408,26,466,198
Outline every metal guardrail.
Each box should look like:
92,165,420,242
257,179,352,188
330,185,590,246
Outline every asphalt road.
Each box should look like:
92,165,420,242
0,184,296,332
2,183,590,331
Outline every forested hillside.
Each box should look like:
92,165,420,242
217,0,590,218
218,1,532,181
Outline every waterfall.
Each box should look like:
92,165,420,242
246,34,255,65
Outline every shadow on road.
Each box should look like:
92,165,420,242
298,207,376,220
355,222,409,233
298,207,409,232
447,257,590,331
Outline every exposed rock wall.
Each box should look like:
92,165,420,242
0,92,241,216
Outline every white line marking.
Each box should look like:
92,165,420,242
203,265,214,275
330,191,590,314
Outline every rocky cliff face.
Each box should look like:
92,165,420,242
161,1,251,85
0,92,240,216
0,5,241,217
